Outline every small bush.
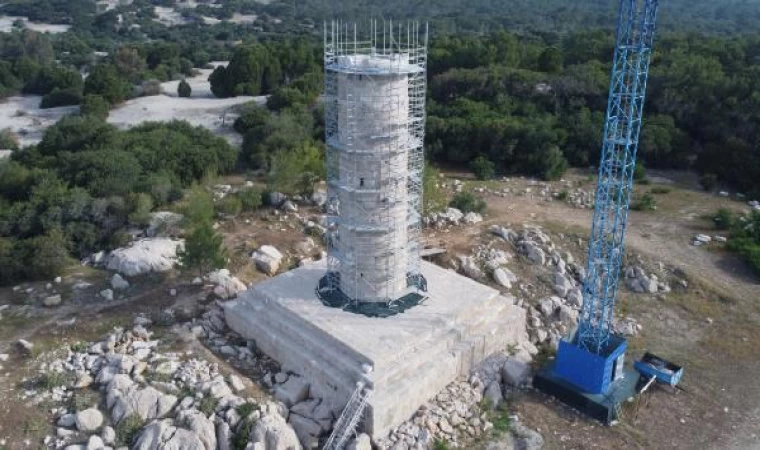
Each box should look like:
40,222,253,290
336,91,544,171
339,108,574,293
557,190,569,201
236,402,257,418
40,87,82,108
141,79,162,96
713,208,734,230
115,415,145,447
632,192,657,211
216,195,242,217
433,439,451,450
470,155,496,180
449,191,486,214
491,403,511,437
0,129,18,150
634,164,649,184
232,419,254,450
238,188,263,211
177,79,192,98
80,94,110,120
38,371,72,389
699,173,718,191
198,396,219,416
649,186,671,195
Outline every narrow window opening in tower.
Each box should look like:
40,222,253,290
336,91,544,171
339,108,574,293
360,178,365,187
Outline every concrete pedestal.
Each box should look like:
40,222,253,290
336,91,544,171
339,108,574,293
224,261,528,439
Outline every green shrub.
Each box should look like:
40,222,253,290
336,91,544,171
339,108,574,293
177,79,192,98
699,173,718,191
433,439,451,450
178,221,227,276
40,87,81,108
198,396,219,416
79,94,110,120
238,188,263,211
470,155,496,180
632,192,657,211
0,129,18,150
557,190,569,201
115,415,144,447
38,371,72,389
449,191,487,214
713,208,734,230
232,419,254,450
423,164,446,215
634,164,649,184
128,193,154,227
216,195,242,217
649,186,671,195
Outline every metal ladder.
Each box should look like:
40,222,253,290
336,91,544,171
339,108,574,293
323,382,373,450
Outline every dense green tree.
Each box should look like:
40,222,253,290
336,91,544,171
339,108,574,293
84,64,131,104
79,94,110,120
40,87,82,108
178,221,227,277
470,156,496,180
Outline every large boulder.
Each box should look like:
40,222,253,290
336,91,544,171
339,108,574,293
460,256,484,280
252,246,284,276
493,268,518,289
501,358,530,387
75,408,103,432
288,413,321,448
274,377,309,407
134,419,207,450
249,413,302,450
207,269,247,299
175,410,216,450
108,385,178,423
524,243,545,265
111,273,130,290
107,238,184,277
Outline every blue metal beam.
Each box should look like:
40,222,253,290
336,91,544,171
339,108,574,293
577,0,660,355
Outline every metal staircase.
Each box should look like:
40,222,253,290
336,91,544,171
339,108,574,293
323,382,373,450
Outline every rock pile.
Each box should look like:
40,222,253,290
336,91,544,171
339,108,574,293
624,266,670,294
31,316,305,450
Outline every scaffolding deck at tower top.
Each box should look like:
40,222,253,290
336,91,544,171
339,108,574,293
319,21,429,310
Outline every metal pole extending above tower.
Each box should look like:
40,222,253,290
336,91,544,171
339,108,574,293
317,21,429,317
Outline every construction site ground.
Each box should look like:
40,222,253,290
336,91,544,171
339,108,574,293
0,169,758,449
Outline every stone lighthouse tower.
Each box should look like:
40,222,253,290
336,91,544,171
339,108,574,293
318,21,428,310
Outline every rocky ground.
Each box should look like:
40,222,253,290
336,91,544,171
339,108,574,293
1,170,759,449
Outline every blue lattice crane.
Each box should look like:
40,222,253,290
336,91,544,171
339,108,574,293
534,0,667,423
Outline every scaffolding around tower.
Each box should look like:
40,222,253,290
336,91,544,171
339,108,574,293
317,20,429,314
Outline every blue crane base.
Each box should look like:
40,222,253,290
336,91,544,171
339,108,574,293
533,335,640,424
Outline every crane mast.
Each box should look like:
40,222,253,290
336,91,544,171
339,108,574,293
578,0,659,354
537,0,661,405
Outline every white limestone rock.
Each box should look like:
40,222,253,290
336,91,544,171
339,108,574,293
252,245,284,276
228,374,246,392
492,268,517,289
347,433,372,450
134,419,207,450
175,409,216,450
111,273,130,290
501,358,530,387
102,426,116,446
207,269,247,299
43,294,62,307
249,413,303,450
525,244,546,265
274,377,309,407
109,386,178,423
484,381,503,408
100,289,114,301
75,408,103,432
86,435,105,450
288,413,321,448
463,212,483,224
460,256,484,280
552,272,574,298
107,238,184,277
217,421,232,450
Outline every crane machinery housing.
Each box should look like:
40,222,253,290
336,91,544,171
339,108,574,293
534,0,665,423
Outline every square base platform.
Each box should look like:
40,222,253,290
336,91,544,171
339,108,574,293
224,260,528,439
533,361,641,424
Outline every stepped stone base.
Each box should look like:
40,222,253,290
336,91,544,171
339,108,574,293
224,261,528,439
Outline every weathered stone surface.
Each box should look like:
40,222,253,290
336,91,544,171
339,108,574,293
100,289,114,301
493,268,517,289
288,413,321,448
501,358,530,387
526,245,545,265
43,294,62,307
484,381,503,408
249,413,303,450
207,269,247,299
86,435,105,450
134,419,206,450
147,212,184,238
75,408,104,432
460,256,484,280
217,421,232,450
552,272,573,298
512,421,544,450
111,273,130,290
228,374,246,392
252,246,284,276
176,410,216,450
274,377,309,407
109,386,178,423
347,433,372,450
102,426,116,445
107,238,184,277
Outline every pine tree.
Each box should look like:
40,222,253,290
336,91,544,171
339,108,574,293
178,221,226,276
